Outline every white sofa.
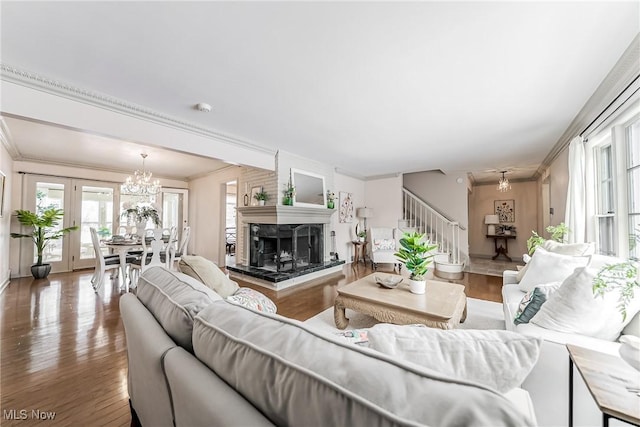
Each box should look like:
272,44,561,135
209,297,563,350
122,266,538,426
502,269,639,427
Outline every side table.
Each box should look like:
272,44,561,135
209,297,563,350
567,344,640,427
351,241,368,264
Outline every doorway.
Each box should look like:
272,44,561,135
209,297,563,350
224,181,237,267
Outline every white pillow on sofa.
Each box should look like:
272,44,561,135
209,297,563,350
518,247,589,292
530,267,640,341
541,240,595,256
367,324,541,393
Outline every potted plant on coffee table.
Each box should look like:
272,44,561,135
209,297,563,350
11,208,78,279
394,231,437,294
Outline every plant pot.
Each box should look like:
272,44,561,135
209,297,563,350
283,197,293,206
408,278,426,294
258,200,265,206
327,200,334,209
31,264,52,279
136,221,147,236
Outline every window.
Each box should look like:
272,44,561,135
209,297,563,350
627,120,640,260
586,105,640,258
595,144,616,255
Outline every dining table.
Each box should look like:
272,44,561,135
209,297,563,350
104,238,143,292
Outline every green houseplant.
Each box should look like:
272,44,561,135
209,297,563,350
592,261,639,321
254,190,269,206
526,222,570,255
11,208,78,279
122,204,161,230
394,231,438,294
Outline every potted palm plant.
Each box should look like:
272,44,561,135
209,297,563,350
11,208,78,279
394,231,437,294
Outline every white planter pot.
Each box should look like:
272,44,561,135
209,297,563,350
136,221,147,236
259,200,265,206
408,278,426,294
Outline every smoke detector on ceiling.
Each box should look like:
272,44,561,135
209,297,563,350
195,103,212,112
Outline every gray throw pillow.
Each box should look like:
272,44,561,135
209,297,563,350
514,282,562,325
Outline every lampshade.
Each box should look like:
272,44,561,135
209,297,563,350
484,215,500,225
356,208,373,218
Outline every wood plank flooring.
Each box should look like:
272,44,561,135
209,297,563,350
0,263,502,426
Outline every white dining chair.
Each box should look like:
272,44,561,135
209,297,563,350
169,226,190,270
90,227,132,293
129,227,176,286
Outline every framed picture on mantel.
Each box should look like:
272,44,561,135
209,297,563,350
495,199,515,223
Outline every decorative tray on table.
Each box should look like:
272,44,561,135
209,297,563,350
374,275,403,289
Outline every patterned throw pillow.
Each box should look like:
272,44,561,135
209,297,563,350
514,282,561,325
373,239,395,251
226,288,277,313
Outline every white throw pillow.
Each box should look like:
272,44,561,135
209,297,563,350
367,324,541,393
518,247,589,292
530,267,640,341
541,240,595,256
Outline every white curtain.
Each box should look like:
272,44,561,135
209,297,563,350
564,136,586,243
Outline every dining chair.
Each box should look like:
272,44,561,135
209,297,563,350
129,227,176,286
169,226,191,270
90,227,134,294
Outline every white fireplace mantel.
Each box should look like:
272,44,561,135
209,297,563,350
237,205,336,225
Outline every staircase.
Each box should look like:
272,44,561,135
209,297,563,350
400,188,466,279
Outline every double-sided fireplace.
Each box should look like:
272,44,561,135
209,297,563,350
228,205,345,287
249,223,323,273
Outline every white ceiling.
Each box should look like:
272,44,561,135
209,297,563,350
1,1,638,182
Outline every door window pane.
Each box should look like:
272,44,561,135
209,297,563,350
80,186,114,259
35,182,65,263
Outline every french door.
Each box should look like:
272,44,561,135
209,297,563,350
18,175,120,275
18,174,188,276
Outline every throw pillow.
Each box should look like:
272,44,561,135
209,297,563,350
541,240,595,256
530,267,640,341
518,247,589,292
514,282,562,325
226,287,277,313
178,255,239,297
367,324,542,393
373,239,395,251
333,329,370,346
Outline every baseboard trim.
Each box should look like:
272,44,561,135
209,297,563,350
0,276,10,295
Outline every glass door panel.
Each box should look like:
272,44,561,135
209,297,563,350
18,175,73,276
161,189,188,241
72,182,118,270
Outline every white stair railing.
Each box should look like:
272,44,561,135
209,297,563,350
401,188,463,265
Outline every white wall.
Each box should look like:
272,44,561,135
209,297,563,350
364,175,403,229
189,166,242,266
402,170,469,259
0,143,13,290
546,146,570,229
333,172,366,262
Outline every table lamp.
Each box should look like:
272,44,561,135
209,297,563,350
485,214,500,235
356,207,374,235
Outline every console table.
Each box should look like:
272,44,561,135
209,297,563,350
486,234,516,261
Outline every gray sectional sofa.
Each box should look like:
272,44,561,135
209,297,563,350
121,266,536,426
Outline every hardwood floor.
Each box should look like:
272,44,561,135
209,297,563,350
0,263,503,426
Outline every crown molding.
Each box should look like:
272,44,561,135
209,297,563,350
0,63,275,156
535,33,640,179
0,117,21,160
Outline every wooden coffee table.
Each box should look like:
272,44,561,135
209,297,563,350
334,273,467,330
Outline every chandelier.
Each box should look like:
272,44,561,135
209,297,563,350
497,171,511,192
122,153,161,197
